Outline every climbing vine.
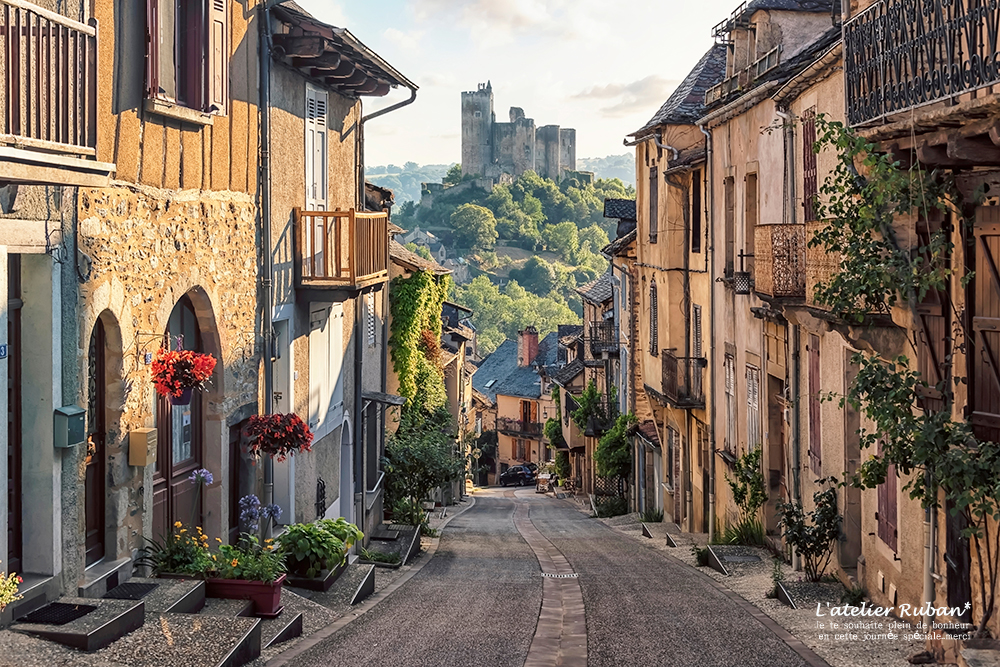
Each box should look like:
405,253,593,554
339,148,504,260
389,271,451,412
594,412,636,479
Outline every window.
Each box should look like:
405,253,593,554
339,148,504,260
666,427,678,491
692,169,702,253
308,303,345,440
724,176,736,276
802,108,818,222
146,0,228,113
724,353,736,452
366,291,376,348
746,364,760,450
516,439,526,460
808,334,821,473
744,172,757,276
473,110,482,118
305,85,329,211
649,165,659,243
649,281,658,356
692,305,703,358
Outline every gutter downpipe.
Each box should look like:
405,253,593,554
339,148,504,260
698,122,716,543
260,1,275,537
775,107,802,569
358,88,418,206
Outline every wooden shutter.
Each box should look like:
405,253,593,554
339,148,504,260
725,353,735,452
915,215,948,412
207,0,228,113
328,303,344,426
724,177,735,275
146,0,176,100
746,364,760,450
691,169,702,253
876,439,898,551
305,86,329,210
650,281,658,355
308,308,329,431
802,108,818,222
693,305,703,358
146,0,160,98
971,206,1000,443
808,334,821,473
649,166,659,243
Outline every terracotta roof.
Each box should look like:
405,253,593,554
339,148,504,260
576,269,614,305
388,222,404,234
633,420,661,447
603,198,636,221
631,44,727,137
602,228,636,258
552,359,584,387
472,388,492,406
464,361,479,376
389,239,450,275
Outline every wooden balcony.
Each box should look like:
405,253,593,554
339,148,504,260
294,208,389,290
589,321,619,356
497,417,543,437
661,350,706,410
845,0,1000,126
754,223,805,299
805,221,839,308
0,0,113,186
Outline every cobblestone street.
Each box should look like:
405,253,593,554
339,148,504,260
276,490,826,667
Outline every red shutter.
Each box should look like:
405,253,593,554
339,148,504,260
808,334,821,473
207,0,227,114
971,206,1000,443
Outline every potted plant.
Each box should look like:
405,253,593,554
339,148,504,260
317,517,364,551
151,346,216,405
205,534,287,617
0,563,23,612
244,413,314,462
138,521,213,576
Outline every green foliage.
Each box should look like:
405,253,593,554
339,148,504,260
554,450,571,480
724,448,767,546
593,496,629,518
138,523,213,576
443,163,464,186
571,379,613,431
450,203,498,252
450,275,579,355
360,547,401,565
405,242,434,261
777,480,842,582
841,584,867,607
509,256,557,296
543,417,566,450
391,497,428,529
383,406,465,511
595,413,636,479
317,517,364,550
640,507,664,523
213,534,286,583
543,221,579,262
388,271,450,410
277,522,347,578
691,546,711,566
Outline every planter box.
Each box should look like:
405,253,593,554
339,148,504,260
205,574,286,618
285,560,348,592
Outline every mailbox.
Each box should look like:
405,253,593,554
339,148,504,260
129,428,157,467
54,406,86,449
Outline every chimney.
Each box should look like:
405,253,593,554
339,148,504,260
518,326,539,367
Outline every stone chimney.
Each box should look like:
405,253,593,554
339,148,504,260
518,326,539,367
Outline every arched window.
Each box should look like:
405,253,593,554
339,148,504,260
649,281,658,356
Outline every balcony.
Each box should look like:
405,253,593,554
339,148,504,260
661,350,706,410
589,321,619,356
844,0,1000,126
295,208,389,290
0,0,114,186
805,221,839,308
754,223,805,299
496,417,543,436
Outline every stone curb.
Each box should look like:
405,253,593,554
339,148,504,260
263,496,479,667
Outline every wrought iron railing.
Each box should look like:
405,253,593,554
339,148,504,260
496,417,543,436
589,321,619,355
1,0,98,154
805,220,838,308
662,350,706,410
844,0,1000,126
295,208,389,289
754,223,805,298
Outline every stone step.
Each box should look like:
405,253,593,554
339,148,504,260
11,596,144,651
300,562,375,607
199,596,255,618
96,612,261,667
259,610,303,649
107,576,206,614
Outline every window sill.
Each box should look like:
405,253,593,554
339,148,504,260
144,98,214,126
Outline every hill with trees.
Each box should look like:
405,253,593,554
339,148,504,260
367,162,452,204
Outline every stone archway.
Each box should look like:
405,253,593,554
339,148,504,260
339,414,354,523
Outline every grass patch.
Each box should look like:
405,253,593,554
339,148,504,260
640,507,664,523
360,548,401,565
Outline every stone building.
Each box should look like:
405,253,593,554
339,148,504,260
460,81,577,182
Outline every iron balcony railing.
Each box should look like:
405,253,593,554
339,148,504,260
589,321,619,356
1,0,98,154
844,0,1000,126
295,208,389,289
754,223,805,299
496,417,543,436
661,350,706,410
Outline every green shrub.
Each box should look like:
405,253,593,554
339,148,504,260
593,496,628,518
277,522,346,578
360,547,401,565
767,558,785,599
724,448,768,545
213,534,286,583
640,507,664,523
777,479,842,582
691,546,711,567
137,523,213,576
841,584,867,607
317,517,364,551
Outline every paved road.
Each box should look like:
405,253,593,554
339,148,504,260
284,489,814,667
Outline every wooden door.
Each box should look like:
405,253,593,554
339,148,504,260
228,421,250,543
153,295,204,537
971,206,1000,442
85,319,107,566
946,498,973,621
6,255,21,573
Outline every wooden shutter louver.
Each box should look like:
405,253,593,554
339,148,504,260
693,305,703,358
207,0,228,113
650,281,658,355
649,166,659,244
746,365,760,450
808,334,821,473
802,108,818,222
971,206,1000,443
146,0,160,98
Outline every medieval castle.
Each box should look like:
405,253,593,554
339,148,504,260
461,81,577,182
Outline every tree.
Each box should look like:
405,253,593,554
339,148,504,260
450,204,498,252
543,221,579,261
595,413,636,479
579,224,610,253
443,163,463,185
509,257,556,296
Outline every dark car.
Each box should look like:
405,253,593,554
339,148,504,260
499,465,535,487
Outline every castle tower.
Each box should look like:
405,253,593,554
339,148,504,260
461,81,494,177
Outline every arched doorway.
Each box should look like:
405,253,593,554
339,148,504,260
153,295,206,537
85,318,108,566
339,416,353,523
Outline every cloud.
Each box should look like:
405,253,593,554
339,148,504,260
573,75,680,118
413,0,578,45
383,27,425,52
303,0,349,26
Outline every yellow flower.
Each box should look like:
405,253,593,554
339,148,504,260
264,539,273,544
179,529,187,534
174,521,182,528
230,559,239,567
216,538,222,543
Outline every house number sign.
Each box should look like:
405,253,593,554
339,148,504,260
0,344,7,359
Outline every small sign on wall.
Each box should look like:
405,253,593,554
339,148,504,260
0,344,7,359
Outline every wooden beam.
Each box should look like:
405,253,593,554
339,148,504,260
947,135,1000,166
272,34,325,58
321,60,356,80
293,51,341,70
916,140,975,168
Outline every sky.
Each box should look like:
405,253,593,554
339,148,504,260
294,0,742,167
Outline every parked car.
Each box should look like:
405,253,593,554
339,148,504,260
499,465,535,487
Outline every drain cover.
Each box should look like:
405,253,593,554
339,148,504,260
104,582,159,600
541,572,578,578
18,603,97,625
723,555,762,563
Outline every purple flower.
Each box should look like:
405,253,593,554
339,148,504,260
189,468,214,486
261,504,282,521
239,494,262,529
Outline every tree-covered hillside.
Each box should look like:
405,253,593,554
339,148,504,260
368,162,453,205
578,154,635,187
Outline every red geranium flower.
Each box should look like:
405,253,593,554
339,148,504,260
151,347,217,397
244,413,314,462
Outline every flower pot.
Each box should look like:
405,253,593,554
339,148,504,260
205,573,286,617
170,388,193,406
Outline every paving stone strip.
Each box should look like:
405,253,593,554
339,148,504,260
512,501,588,667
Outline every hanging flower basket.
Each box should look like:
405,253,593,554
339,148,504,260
152,347,217,401
244,413,314,462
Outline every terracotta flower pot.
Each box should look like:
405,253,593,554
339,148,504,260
170,388,193,406
205,573,286,617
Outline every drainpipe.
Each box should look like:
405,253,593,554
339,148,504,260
260,1,275,537
354,295,364,531
358,88,418,209
699,123,716,542
790,324,802,570
923,479,935,632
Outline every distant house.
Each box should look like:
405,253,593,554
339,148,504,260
399,225,440,247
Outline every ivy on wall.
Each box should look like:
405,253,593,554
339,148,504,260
389,271,451,412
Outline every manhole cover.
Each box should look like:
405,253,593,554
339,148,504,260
541,572,578,578
104,582,159,600
723,555,762,563
18,603,97,625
